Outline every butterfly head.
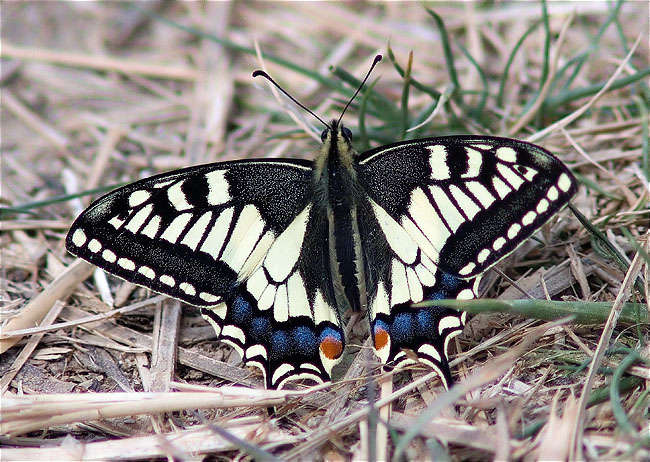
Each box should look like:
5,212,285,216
320,120,353,144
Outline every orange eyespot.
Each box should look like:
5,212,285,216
320,337,343,360
374,328,389,350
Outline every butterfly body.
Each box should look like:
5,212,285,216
67,118,577,388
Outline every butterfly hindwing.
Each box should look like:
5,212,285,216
201,204,345,388
357,197,480,387
357,136,577,279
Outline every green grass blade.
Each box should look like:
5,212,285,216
557,0,624,92
399,51,414,139
0,183,127,218
497,19,542,108
454,40,488,118
415,298,648,325
545,67,650,109
426,8,461,104
569,203,645,294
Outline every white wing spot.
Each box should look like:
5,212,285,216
522,211,536,226
125,204,153,233
108,216,125,229
496,147,517,163
246,268,268,300
371,282,390,316
536,198,549,214
457,289,475,300
461,148,482,178
180,282,196,296
449,185,481,219
260,284,277,313
288,272,312,322
477,248,490,264
138,266,155,279
428,145,450,180
406,266,423,303
71,229,87,247
459,262,475,276
181,211,213,250
547,186,559,201
201,207,234,259
128,190,150,208
160,275,175,287
415,263,436,287
153,180,174,188
221,204,265,272
417,344,442,362
558,173,572,192
167,181,192,211
141,215,161,239
497,164,524,189
438,315,461,334
205,170,231,205
493,237,506,251
222,325,245,344
264,205,311,282
88,239,102,253
102,249,116,263
492,177,512,199
245,345,268,360
390,260,410,305
466,181,495,208
160,213,192,244
272,363,295,387
429,185,465,232
199,292,220,303
371,200,418,264
117,258,135,270
520,166,538,181
313,288,335,325
507,223,521,239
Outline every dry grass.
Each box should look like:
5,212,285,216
1,2,649,461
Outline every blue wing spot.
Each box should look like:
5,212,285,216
441,272,461,290
416,309,436,337
270,330,291,360
250,316,271,343
292,326,318,357
391,312,414,343
231,296,253,325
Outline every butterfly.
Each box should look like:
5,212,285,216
66,55,577,389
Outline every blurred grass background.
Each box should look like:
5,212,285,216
1,2,648,460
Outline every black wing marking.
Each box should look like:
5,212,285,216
356,136,577,278
67,159,346,388
201,204,345,388
67,159,313,308
357,197,480,388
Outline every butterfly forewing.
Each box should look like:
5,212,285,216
66,159,347,388
357,136,577,279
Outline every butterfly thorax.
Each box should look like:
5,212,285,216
313,121,366,314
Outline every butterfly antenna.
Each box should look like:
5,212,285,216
252,70,330,129
337,54,382,126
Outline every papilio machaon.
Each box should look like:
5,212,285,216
66,55,577,389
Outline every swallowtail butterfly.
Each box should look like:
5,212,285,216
66,55,577,389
